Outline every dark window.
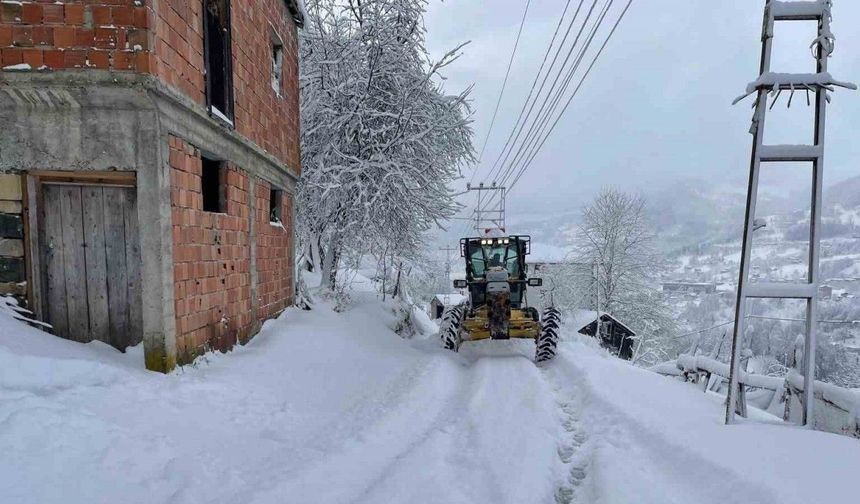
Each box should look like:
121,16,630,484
203,0,234,123
269,187,283,222
202,157,226,213
271,40,284,97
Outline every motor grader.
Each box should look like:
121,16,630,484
439,230,560,363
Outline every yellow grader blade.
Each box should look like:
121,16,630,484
460,306,540,342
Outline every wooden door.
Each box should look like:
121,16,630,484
40,183,143,350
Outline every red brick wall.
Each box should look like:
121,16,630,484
255,180,294,321
169,134,294,363
169,134,254,360
150,1,205,105
230,1,301,172
0,1,151,71
2,0,301,173
151,0,301,172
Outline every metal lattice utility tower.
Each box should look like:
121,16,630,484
726,0,856,426
438,245,457,292
466,182,506,233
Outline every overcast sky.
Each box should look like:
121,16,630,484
423,0,860,231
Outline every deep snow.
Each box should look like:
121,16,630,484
1,291,858,504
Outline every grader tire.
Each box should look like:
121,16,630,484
536,307,561,363
440,304,466,352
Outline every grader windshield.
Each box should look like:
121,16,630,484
461,235,530,281
468,241,522,277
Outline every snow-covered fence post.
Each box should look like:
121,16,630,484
735,350,754,418
700,371,712,393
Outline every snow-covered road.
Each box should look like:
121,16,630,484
1,293,858,504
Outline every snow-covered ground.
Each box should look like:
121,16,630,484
1,291,858,504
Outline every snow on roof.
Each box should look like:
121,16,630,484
571,310,599,329
571,309,636,335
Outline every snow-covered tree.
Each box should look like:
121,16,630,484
298,0,474,291
572,187,677,365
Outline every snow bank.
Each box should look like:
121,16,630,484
548,338,860,504
0,290,561,504
0,291,436,503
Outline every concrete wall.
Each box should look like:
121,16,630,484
0,71,298,372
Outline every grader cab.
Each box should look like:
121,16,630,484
440,231,560,363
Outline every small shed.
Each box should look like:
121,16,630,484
429,293,467,319
571,310,637,360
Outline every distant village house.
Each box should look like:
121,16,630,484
662,282,717,295
571,310,637,360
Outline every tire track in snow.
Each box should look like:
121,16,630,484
246,338,563,504
352,355,511,504
244,350,480,504
354,341,561,504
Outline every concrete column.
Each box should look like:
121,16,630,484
139,116,177,372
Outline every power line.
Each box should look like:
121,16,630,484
500,0,616,187
748,315,859,325
494,0,609,188
673,321,736,340
674,314,859,341
470,0,532,185
504,0,635,195
482,0,607,212
500,0,619,189
483,0,581,184
484,0,624,210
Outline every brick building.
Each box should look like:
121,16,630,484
0,1,304,372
